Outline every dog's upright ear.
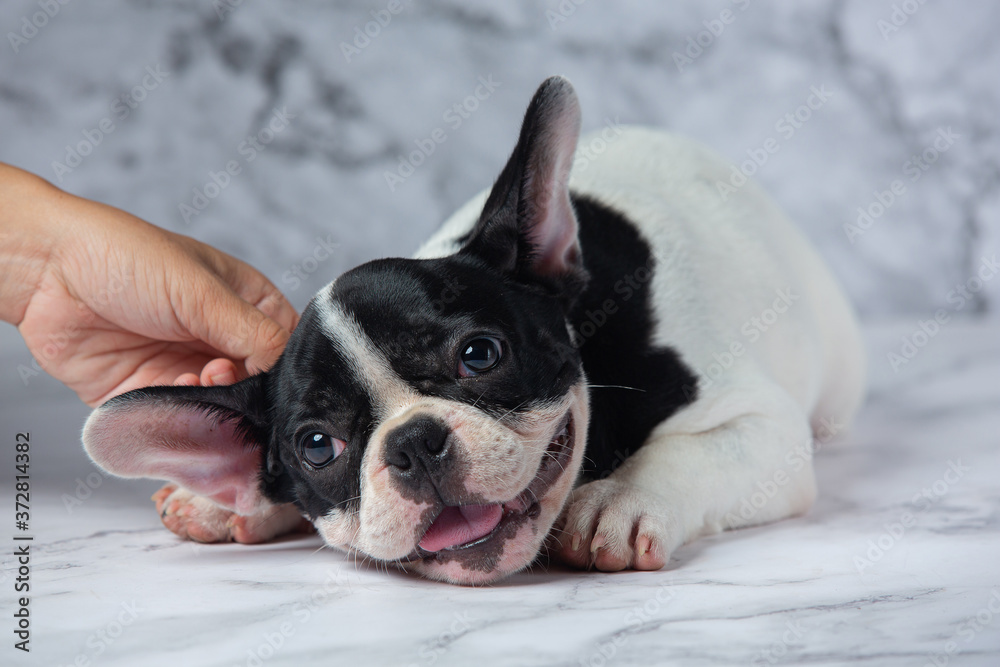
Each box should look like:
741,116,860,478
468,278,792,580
82,375,271,515
461,76,586,299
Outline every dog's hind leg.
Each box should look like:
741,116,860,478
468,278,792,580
152,484,312,544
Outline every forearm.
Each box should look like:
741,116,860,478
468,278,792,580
0,163,62,325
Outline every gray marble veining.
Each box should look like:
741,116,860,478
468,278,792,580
1,1,997,317
0,323,997,667
1,1,999,665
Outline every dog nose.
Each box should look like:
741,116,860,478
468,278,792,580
384,416,450,474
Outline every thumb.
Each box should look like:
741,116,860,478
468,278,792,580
181,274,291,374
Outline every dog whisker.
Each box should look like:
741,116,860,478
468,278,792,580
586,384,646,392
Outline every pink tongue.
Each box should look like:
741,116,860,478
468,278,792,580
419,504,504,552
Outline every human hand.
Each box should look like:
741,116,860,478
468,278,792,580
0,164,298,406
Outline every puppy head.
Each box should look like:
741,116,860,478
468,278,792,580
83,76,588,584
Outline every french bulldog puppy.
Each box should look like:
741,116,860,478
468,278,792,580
83,76,865,585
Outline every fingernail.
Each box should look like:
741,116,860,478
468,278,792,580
210,371,235,385
571,533,581,551
591,534,606,553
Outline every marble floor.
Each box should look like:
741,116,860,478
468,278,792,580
1,1,997,664
3,322,998,667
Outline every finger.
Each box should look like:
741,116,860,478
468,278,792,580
174,373,200,386
214,257,299,334
243,314,289,374
182,235,300,333
251,285,299,334
200,358,238,386
179,273,291,374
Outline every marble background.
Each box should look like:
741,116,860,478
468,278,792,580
1,0,998,317
1,1,998,665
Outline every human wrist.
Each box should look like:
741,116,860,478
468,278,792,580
0,164,62,325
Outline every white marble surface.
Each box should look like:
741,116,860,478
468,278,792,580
2,322,999,667
2,1,1000,665
0,0,998,318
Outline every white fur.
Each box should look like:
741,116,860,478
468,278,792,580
417,128,866,563
314,293,418,419
315,383,589,573
125,125,864,578
312,286,592,577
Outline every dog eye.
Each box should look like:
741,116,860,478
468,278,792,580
459,337,503,377
299,432,346,468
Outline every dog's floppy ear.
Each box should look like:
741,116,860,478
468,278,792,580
82,375,270,515
461,76,585,296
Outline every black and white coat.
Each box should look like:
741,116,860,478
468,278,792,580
84,77,865,585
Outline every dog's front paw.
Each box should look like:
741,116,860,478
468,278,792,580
555,479,679,572
151,484,312,544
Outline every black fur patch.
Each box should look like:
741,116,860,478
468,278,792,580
89,75,698,556
333,256,582,416
258,252,589,518
260,303,377,519
568,194,699,478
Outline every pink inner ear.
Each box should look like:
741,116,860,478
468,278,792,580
523,98,582,277
83,402,264,515
527,180,579,277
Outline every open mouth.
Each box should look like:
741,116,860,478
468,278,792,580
411,411,575,559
